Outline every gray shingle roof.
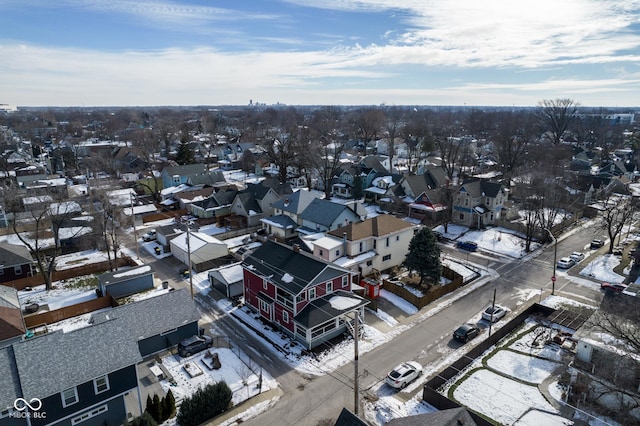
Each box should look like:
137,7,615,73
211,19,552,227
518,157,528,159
12,318,142,400
299,199,356,227
163,164,206,177
0,346,21,409
91,288,201,341
271,190,318,215
294,290,368,328
0,242,33,268
459,179,504,198
242,241,348,294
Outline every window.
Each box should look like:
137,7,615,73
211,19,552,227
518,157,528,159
62,387,79,407
359,242,363,253
326,281,333,292
396,235,400,241
282,311,289,323
386,237,390,247
296,292,306,303
335,250,340,256
172,175,180,184
373,240,376,249
342,276,348,288
366,260,373,266
309,287,316,300
94,375,110,394
276,290,294,309
263,279,268,290
464,198,468,206
459,213,464,220
382,254,391,261
319,249,324,256
0,269,4,275
14,266,22,275
71,405,108,425
259,300,270,313
486,197,490,205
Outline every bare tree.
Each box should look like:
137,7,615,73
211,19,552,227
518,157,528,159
384,106,404,173
353,107,384,152
597,193,635,253
6,191,87,290
537,98,580,144
491,110,535,186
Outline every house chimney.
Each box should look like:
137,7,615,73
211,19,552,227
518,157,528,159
284,198,289,207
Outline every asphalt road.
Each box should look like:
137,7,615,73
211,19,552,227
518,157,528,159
131,221,611,425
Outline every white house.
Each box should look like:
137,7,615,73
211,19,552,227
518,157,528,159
316,214,417,280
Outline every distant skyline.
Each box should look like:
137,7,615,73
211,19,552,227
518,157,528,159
2,0,640,108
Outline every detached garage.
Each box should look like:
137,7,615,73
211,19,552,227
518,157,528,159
209,262,243,298
170,231,229,272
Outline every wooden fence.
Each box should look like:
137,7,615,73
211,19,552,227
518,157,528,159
4,256,137,291
381,265,465,309
24,294,119,329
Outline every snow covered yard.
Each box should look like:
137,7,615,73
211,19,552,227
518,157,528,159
158,348,277,407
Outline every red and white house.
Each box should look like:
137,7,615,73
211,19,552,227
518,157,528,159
241,240,368,350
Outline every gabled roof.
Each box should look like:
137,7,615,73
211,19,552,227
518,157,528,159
236,192,262,214
12,317,142,401
187,170,226,186
90,288,201,341
162,163,207,177
272,190,319,215
459,179,504,198
0,242,33,268
299,198,359,227
242,241,349,294
327,214,415,241
360,155,388,173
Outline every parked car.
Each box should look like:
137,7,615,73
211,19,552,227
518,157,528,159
142,229,157,242
612,246,624,256
453,323,480,342
386,361,422,389
600,282,628,293
590,239,605,249
178,334,213,357
569,252,585,263
556,257,575,269
456,240,478,252
481,305,507,322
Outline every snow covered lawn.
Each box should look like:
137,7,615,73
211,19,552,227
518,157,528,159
486,350,561,384
452,369,559,425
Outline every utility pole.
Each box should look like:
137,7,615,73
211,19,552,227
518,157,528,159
353,310,359,416
130,192,140,259
488,288,496,337
185,221,194,299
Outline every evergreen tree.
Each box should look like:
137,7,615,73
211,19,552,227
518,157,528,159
177,382,232,426
175,141,194,165
145,395,153,418
152,393,162,423
402,227,442,287
162,390,176,420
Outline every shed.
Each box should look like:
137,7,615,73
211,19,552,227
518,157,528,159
209,262,244,298
98,265,155,298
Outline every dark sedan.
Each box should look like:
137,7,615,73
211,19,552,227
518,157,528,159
453,324,480,342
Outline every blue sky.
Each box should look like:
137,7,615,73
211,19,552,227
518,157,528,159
2,0,640,107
